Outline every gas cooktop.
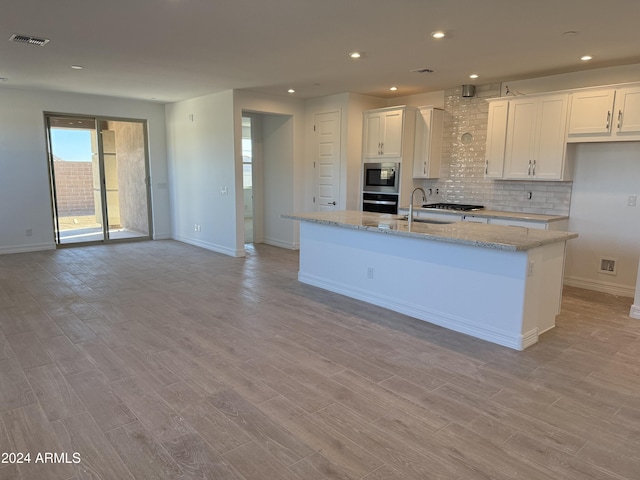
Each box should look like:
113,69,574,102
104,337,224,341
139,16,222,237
422,203,484,211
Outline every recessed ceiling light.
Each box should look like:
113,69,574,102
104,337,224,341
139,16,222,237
389,86,398,91
581,55,592,61
469,74,479,79
71,65,84,70
287,88,295,93
348,52,362,59
431,31,445,39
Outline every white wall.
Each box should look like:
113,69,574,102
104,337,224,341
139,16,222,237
564,142,640,297
502,63,640,96
0,87,170,254
166,90,239,256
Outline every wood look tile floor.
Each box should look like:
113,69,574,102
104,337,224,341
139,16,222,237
0,240,638,480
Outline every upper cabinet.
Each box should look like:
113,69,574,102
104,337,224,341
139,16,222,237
363,107,405,158
486,93,571,181
485,100,509,178
412,107,443,178
567,85,640,142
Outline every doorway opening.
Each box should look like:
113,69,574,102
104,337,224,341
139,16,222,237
242,115,254,243
46,114,152,246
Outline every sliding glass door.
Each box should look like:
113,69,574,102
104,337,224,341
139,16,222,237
46,114,152,245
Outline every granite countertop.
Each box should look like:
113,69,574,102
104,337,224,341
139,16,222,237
398,206,568,223
283,210,578,251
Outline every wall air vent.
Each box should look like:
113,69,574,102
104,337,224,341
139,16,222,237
9,33,50,46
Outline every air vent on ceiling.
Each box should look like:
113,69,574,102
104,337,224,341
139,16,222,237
9,33,50,46
411,68,435,74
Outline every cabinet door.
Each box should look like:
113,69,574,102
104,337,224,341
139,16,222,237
488,218,547,229
568,88,615,135
485,100,509,178
363,112,383,158
504,98,537,179
616,86,640,134
532,94,568,180
413,108,442,178
380,109,403,157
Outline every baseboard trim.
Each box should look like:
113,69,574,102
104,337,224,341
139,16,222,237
263,237,298,250
0,242,55,255
172,235,244,257
153,233,172,240
299,271,533,351
630,304,640,320
564,276,635,298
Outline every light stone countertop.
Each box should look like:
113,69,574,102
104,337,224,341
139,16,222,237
283,210,578,251
398,206,568,223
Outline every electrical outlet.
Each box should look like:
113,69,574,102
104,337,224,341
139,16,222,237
220,186,228,195
527,261,535,277
25,228,32,237
367,267,374,279
628,195,637,206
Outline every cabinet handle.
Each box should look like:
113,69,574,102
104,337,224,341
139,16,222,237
528,160,532,176
606,111,611,130
532,159,536,176
485,160,488,175
380,142,384,155
618,110,623,129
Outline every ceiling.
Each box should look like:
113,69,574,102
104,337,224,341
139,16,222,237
2,0,640,103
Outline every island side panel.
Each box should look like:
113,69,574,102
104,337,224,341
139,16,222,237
298,222,536,350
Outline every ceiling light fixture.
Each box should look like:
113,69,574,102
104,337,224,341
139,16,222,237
469,74,479,79
71,65,84,70
431,31,445,39
348,52,362,59
581,55,592,61
389,86,398,91
287,88,295,93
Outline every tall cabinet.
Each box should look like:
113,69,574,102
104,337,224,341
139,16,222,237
362,106,417,207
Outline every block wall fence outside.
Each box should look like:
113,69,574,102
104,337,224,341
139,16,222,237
52,160,95,216
415,84,572,216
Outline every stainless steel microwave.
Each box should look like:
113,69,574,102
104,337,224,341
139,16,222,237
362,162,400,193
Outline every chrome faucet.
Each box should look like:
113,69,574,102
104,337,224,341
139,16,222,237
408,187,427,227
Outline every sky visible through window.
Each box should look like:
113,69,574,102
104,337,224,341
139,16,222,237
51,129,93,162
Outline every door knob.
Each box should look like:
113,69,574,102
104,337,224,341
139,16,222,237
328,201,336,205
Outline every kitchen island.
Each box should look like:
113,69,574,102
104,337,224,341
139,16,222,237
283,210,578,350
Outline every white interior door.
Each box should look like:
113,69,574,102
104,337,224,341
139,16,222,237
314,111,341,211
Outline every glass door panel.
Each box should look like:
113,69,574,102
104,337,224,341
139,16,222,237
99,120,150,240
47,116,106,244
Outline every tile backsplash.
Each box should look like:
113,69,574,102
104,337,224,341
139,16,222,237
416,84,572,216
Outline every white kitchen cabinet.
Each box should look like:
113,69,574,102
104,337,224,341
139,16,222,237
485,100,509,178
567,85,640,141
488,217,568,231
567,88,615,136
462,215,488,223
412,106,443,178
488,218,546,229
614,86,640,135
363,107,405,158
416,211,463,223
503,93,569,181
